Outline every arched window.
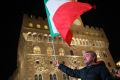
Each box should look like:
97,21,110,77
79,39,82,45
71,37,76,45
101,41,105,47
95,40,98,47
85,39,89,46
48,35,52,42
92,40,96,47
103,51,107,58
34,74,43,80
32,32,37,41
83,40,85,46
43,34,48,42
81,39,84,46
39,74,42,80
38,33,43,41
27,32,32,41
49,74,57,80
50,74,53,80
63,73,69,80
59,48,65,56
34,74,38,80
53,74,57,80
47,47,53,56
76,38,80,45
98,41,102,47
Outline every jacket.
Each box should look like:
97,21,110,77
58,61,114,80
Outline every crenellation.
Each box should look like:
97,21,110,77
23,14,49,30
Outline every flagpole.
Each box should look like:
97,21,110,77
44,0,57,60
52,38,57,60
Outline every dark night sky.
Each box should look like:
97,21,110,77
1,0,120,80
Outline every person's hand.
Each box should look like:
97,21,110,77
53,60,60,67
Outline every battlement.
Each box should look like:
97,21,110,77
22,14,48,30
83,25,106,38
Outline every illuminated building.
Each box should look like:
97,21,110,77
12,14,115,80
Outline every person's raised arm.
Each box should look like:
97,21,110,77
53,60,83,78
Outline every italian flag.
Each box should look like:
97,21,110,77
44,0,92,45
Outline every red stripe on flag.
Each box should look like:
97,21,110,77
53,2,92,45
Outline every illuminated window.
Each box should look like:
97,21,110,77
33,46,41,54
36,24,41,28
116,61,120,66
44,25,48,29
28,22,33,27
47,47,53,56
59,48,65,56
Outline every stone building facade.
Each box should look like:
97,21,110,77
12,14,115,80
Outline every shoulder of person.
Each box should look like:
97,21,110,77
94,61,106,67
96,61,105,64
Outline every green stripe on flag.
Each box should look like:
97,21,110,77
44,0,60,38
